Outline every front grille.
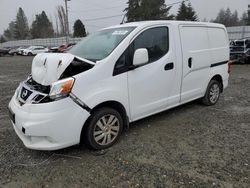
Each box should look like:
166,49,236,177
40,96,53,103
32,94,45,102
26,78,50,94
17,77,51,105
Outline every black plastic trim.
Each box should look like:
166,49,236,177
211,61,228,68
69,93,91,112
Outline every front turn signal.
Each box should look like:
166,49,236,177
49,78,75,100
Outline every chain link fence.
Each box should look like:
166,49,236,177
0,37,83,48
227,26,250,41
1,26,250,48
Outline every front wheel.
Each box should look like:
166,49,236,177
83,107,123,150
201,80,221,106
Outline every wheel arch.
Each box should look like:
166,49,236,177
91,101,129,126
81,100,129,143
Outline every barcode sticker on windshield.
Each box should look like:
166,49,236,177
112,30,129,35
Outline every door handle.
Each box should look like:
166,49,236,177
164,62,174,71
188,57,192,68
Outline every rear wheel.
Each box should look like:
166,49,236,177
83,107,123,150
202,80,221,106
28,52,32,56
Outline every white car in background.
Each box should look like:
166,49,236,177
23,46,48,56
17,47,28,55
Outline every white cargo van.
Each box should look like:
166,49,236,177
8,21,230,150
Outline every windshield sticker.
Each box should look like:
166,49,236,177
112,30,129,35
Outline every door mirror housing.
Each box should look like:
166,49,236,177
133,48,149,67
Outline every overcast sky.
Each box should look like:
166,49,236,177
0,0,250,35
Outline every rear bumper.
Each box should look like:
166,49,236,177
223,77,229,90
8,95,90,150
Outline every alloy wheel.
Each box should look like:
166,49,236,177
93,114,120,146
209,83,220,103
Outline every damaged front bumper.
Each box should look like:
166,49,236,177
8,84,90,151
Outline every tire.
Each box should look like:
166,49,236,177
28,52,32,56
202,80,221,106
83,107,123,150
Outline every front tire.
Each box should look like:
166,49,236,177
202,80,221,106
83,107,123,150
28,52,32,56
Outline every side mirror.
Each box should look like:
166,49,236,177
133,48,149,67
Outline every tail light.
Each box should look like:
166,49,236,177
228,61,232,74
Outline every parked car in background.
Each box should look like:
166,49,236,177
230,39,250,64
49,46,60,53
0,47,10,56
58,43,76,53
17,47,29,55
23,46,48,56
8,21,230,151
64,44,76,52
9,47,21,56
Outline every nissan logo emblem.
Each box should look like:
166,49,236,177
22,89,28,98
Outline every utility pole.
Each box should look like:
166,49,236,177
64,0,70,44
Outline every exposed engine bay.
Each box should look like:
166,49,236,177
16,53,94,105
32,53,94,85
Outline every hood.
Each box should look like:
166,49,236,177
32,53,80,86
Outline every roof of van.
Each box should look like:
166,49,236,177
105,21,225,29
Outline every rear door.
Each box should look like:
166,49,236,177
179,25,211,103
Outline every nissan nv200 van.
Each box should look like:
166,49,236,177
8,21,230,150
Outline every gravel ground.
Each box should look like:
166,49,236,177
0,56,249,188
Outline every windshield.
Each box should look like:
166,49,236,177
69,27,135,62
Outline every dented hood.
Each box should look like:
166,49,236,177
31,53,94,86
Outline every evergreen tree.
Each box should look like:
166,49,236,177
15,7,29,39
140,0,173,20
224,8,233,26
213,8,240,27
3,21,16,40
231,10,239,26
186,2,198,21
213,9,226,25
0,35,6,43
247,5,250,25
73,19,86,37
241,12,248,25
176,1,198,21
125,0,141,22
176,1,188,21
125,0,173,22
30,11,54,39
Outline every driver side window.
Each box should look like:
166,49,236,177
133,27,169,63
114,26,169,76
